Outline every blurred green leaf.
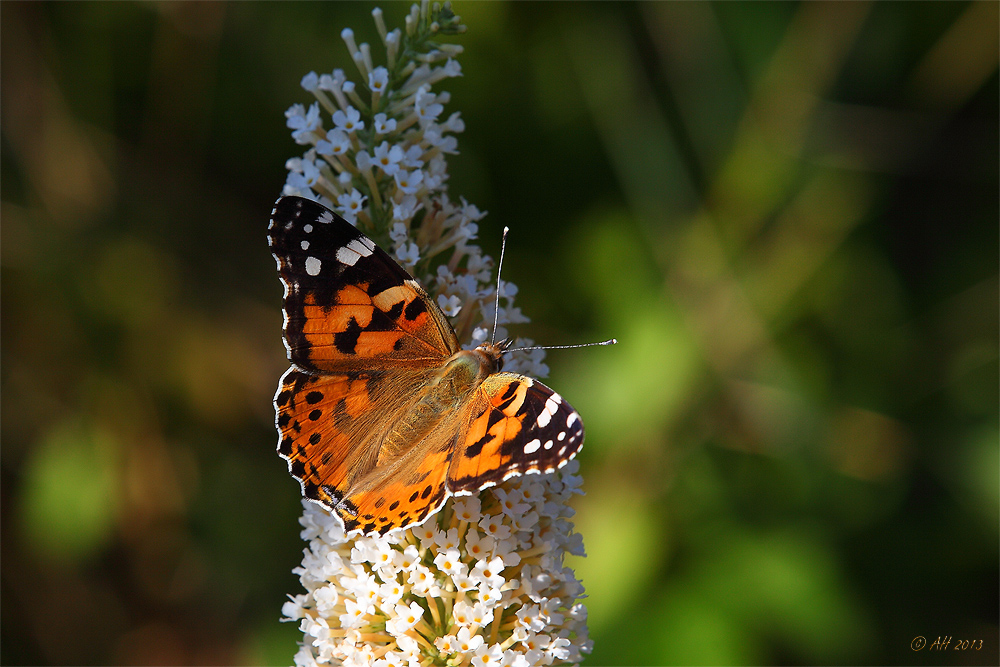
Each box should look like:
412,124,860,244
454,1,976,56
19,421,121,562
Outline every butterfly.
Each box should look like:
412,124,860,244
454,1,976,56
268,195,584,536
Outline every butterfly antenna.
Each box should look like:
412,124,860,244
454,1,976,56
491,226,510,345
507,339,618,352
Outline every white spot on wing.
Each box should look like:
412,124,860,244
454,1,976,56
304,224,313,233
305,256,322,276
335,237,375,266
335,246,353,264
543,440,553,450
566,412,579,427
319,211,334,224
523,439,541,454
536,392,562,428
336,246,361,265
347,238,374,257
300,240,310,250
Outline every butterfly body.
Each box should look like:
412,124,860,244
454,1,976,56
269,196,583,536
376,345,500,463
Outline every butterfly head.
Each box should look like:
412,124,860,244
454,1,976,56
475,338,512,372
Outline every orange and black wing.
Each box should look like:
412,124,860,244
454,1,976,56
276,364,458,536
333,431,456,536
268,196,458,373
274,367,382,513
447,372,585,493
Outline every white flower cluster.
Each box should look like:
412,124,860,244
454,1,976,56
282,1,543,373
279,4,588,665
283,460,592,667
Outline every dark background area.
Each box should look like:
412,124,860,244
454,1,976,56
2,2,997,665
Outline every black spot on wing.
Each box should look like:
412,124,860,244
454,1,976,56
334,317,362,354
464,431,493,459
386,300,405,320
404,297,426,321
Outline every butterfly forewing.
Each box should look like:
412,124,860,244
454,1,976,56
449,373,585,493
268,196,457,373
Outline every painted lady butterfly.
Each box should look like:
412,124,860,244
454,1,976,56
268,196,584,536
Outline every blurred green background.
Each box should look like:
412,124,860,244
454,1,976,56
2,2,997,665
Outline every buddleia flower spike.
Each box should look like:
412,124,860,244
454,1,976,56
275,4,594,665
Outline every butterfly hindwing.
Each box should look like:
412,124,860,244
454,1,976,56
335,431,455,536
268,196,457,373
275,368,375,510
448,372,584,493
